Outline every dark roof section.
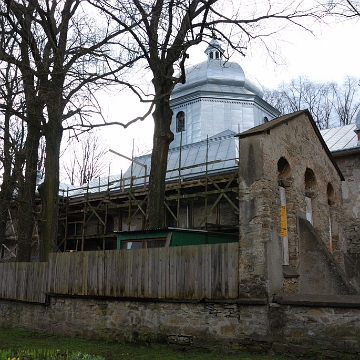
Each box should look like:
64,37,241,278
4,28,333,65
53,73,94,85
237,109,345,181
237,110,306,138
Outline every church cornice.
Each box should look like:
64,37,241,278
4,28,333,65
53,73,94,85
170,91,258,106
171,95,280,117
172,98,254,109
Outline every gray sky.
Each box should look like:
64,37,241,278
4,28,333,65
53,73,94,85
91,16,360,175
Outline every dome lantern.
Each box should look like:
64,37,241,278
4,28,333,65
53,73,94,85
204,38,225,61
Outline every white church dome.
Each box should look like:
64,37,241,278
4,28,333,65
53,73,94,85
169,38,279,148
172,39,263,100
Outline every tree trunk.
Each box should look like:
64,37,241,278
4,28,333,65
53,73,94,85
147,94,174,229
0,112,17,246
39,120,63,261
17,123,41,262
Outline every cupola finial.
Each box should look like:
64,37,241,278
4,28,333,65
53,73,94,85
204,37,224,61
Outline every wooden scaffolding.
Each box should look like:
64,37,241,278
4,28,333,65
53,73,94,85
57,154,240,252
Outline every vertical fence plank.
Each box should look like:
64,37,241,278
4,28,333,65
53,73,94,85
167,246,177,298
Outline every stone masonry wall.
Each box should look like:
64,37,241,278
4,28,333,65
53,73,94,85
259,113,344,267
239,112,345,297
335,153,360,255
0,297,266,350
1,296,360,358
334,153,360,291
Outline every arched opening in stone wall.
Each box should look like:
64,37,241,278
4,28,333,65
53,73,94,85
277,157,291,265
327,182,335,206
327,182,335,251
278,157,292,186
304,168,317,224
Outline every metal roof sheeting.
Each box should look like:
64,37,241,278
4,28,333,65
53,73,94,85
123,130,238,186
320,124,357,152
60,130,238,198
60,121,359,199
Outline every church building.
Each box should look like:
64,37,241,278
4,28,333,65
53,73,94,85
3,39,360,298
117,38,360,295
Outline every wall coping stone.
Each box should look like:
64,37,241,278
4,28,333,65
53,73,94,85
46,293,268,305
282,265,300,278
274,293,360,307
236,298,268,305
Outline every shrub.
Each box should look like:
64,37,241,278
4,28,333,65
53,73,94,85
0,349,105,360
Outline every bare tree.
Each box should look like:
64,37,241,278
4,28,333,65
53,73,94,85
89,0,325,229
264,76,360,128
326,0,360,18
0,32,34,261
0,0,138,260
332,76,360,126
61,130,108,186
264,77,335,129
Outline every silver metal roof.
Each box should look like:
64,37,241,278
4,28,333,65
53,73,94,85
61,123,360,199
59,174,124,198
171,60,263,100
122,130,238,187
320,124,358,152
59,130,238,198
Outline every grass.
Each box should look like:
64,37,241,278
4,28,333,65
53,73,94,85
0,328,299,360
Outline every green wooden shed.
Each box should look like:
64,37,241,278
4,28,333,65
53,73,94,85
115,228,238,250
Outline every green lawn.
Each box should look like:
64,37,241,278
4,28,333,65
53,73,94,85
0,327,300,360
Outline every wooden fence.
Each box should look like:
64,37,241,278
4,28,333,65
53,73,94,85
0,243,238,303
0,262,48,303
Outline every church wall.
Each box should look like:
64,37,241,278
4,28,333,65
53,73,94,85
115,194,238,232
171,100,202,147
165,196,238,230
239,112,345,297
334,153,360,291
170,96,278,148
335,153,360,254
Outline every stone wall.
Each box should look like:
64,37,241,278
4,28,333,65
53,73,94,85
238,111,346,297
335,153,360,255
1,295,360,358
333,152,360,292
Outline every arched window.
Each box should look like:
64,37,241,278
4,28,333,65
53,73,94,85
277,157,291,266
304,168,317,224
304,168,316,197
327,182,335,206
327,182,335,251
277,157,291,187
176,111,185,132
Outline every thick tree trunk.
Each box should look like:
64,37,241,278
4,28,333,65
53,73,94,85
39,120,63,261
147,95,174,229
17,123,41,262
0,112,17,246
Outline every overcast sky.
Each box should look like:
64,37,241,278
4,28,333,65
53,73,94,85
74,15,360,176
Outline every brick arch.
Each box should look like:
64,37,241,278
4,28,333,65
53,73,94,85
277,157,292,187
305,168,317,196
